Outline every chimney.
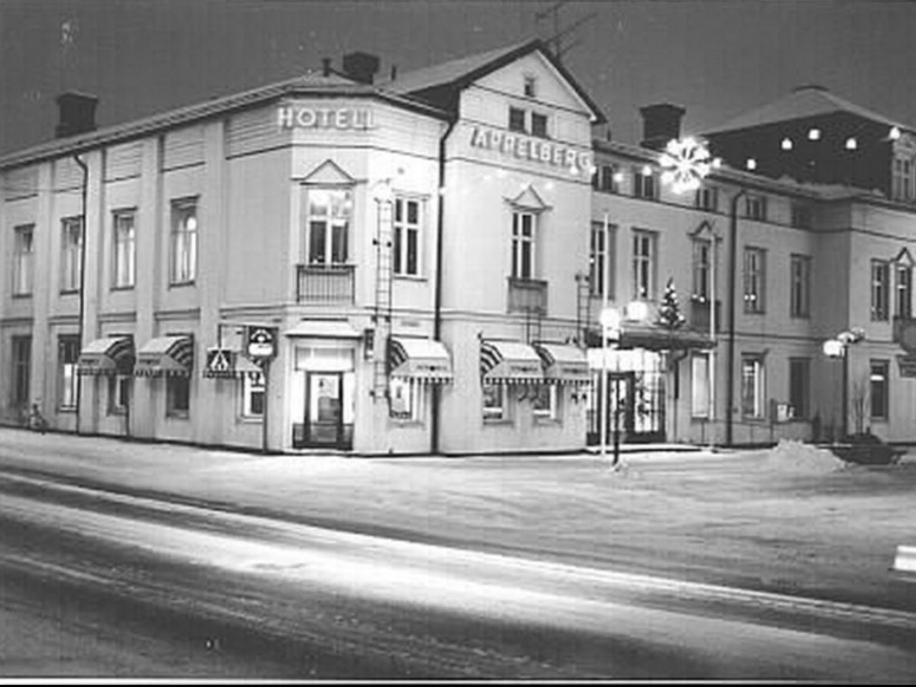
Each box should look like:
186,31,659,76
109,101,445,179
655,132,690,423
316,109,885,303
322,57,332,77
639,103,685,150
342,51,380,85
55,91,98,138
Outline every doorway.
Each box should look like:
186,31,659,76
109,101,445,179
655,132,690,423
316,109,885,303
301,371,351,449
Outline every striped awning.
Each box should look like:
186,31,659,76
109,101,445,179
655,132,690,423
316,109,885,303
133,336,194,377
480,339,544,385
202,347,264,381
77,337,135,376
387,337,453,384
534,342,590,385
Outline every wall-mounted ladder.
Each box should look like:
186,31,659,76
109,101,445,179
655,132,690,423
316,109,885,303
372,199,394,398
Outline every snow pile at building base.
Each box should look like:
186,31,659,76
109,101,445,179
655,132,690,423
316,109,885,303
764,439,847,473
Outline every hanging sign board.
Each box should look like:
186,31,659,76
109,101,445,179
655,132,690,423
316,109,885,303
204,349,235,378
897,355,916,378
247,327,278,361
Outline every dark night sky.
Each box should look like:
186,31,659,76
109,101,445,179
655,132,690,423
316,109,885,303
2,0,915,156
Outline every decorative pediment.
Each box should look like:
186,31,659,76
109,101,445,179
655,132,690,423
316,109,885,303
688,219,721,241
504,184,551,212
893,246,916,268
298,159,357,185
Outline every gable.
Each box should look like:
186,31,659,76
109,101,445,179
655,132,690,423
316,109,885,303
298,158,357,185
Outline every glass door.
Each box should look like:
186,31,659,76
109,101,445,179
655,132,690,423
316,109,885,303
304,371,348,448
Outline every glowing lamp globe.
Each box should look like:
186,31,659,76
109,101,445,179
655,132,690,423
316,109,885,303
823,339,844,358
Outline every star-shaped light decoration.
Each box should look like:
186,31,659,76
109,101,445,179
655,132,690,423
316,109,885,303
659,137,712,194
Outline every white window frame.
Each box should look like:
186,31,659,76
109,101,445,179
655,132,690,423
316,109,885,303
393,196,422,277
741,354,766,419
893,155,914,202
60,216,82,293
696,186,718,212
692,238,711,300
112,209,136,289
691,352,710,418
511,211,537,280
743,246,766,314
532,384,558,421
388,377,425,422
482,383,506,421
790,254,811,318
871,259,890,321
107,374,130,415
633,168,657,200
241,374,265,419
57,335,80,410
632,229,656,300
170,198,198,285
12,224,34,296
896,263,912,318
589,222,615,298
306,187,351,266
869,360,889,420
745,195,768,221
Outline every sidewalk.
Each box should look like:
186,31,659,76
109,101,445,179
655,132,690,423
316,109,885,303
1,427,914,612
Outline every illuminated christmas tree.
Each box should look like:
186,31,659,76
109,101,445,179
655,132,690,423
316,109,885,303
657,278,686,330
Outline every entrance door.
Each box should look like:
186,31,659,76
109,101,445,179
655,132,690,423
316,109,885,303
608,372,636,443
303,371,350,448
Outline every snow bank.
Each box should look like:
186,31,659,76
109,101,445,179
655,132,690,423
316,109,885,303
764,439,847,473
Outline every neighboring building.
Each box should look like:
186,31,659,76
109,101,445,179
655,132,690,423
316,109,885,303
3,43,916,453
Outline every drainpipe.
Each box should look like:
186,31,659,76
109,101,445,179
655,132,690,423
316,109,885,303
73,153,89,435
725,188,747,446
431,115,457,455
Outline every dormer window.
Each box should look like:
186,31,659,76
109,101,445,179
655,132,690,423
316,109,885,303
524,75,537,98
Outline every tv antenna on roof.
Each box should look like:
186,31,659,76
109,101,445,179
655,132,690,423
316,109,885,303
535,1,596,64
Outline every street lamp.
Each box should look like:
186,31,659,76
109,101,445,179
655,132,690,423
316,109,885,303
822,327,865,441
599,304,621,465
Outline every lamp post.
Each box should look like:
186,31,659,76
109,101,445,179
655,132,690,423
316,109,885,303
599,304,621,464
823,327,865,441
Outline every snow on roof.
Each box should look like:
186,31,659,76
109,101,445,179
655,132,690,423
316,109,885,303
704,85,909,135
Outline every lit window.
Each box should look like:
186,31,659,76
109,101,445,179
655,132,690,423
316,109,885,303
743,247,766,314
242,374,265,418
307,188,351,266
532,384,558,420
632,230,656,300
511,211,536,279
740,355,765,419
808,128,821,141
393,197,421,277
170,199,198,284
790,254,811,318
482,383,505,421
869,360,889,420
871,259,890,321
60,217,83,293
113,210,136,288
389,377,424,422
12,224,34,296
691,353,709,418
58,335,80,410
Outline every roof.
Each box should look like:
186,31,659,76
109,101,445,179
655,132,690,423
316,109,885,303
380,38,606,124
704,85,909,135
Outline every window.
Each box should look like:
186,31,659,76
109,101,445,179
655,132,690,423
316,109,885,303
744,195,767,221
633,168,657,200
597,164,620,193
508,106,526,133
389,377,424,421
740,354,765,419
58,335,80,410
788,358,810,419
692,239,712,301
632,230,656,300
523,75,536,98
791,203,813,228
482,384,505,421
870,360,889,420
531,112,548,139
60,217,83,293
511,211,536,279
790,254,811,318
307,188,351,266
871,259,890,321
896,264,912,318
107,375,130,415
112,210,136,289
10,335,31,409
393,197,421,277
589,222,615,298
166,376,190,417
12,224,34,296
242,374,265,418
696,187,718,212
691,353,709,418
743,247,766,313
532,385,558,421
893,156,914,202
170,198,198,284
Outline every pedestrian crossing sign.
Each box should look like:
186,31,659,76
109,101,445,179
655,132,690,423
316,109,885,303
205,348,234,377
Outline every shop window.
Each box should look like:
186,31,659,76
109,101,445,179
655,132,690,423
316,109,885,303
112,209,136,289
744,195,767,220
870,360,889,420
307,187,351,266
166,376,190,418
632,229,657,300
107,375,130,415
12,224,34,296
788,358,809,419
743,246,766,314
691,353,709,418
511,211,537,280
393,197,422,277
389,377,424,422
695,187,718,212
740,354,765,419
790,254,811,318
896,264,912,318
58,335,80,410
589,221,616,298
508,107,526,133
532,384,558,421
482,384,506,421
10,335,31,409
871,259,890,321
242,374,265,418
60,217,82,293
170,198,198,284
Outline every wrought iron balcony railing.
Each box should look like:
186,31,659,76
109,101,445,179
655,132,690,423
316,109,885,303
296,263,355,304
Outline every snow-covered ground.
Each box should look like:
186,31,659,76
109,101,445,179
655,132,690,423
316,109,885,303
0,429,913,611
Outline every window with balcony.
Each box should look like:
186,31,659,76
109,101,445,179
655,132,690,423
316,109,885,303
12,224,34,296
870,360,889,420
632,229,656,300
871,259,890,321
896,263,912,318
744,194,768,221
58,335,80,410
589,221,615,298
788,357,810,419
170,198,198,285
743,246,766,314
112,210,136,289
307,188,351,266
60,217,82,293
741,354,766,419
393,197,421,277
790,254,811,318
633,168,657,200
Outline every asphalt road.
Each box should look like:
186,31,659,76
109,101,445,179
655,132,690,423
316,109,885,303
1,467,915,680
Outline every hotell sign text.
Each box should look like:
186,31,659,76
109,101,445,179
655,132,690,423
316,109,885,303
277,106,375,130
469,125,594,174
